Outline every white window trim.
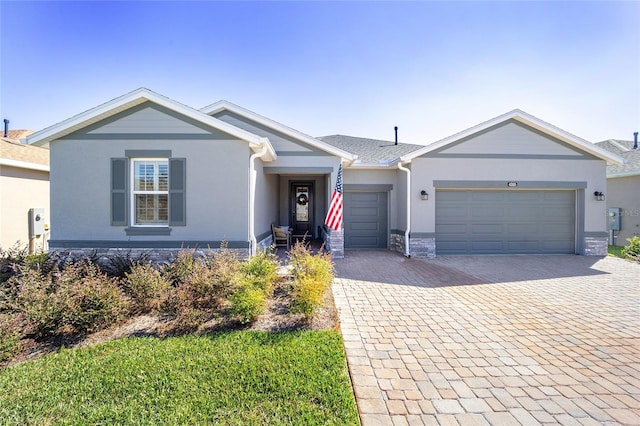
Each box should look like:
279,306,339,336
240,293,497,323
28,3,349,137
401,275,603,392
130,158,169,227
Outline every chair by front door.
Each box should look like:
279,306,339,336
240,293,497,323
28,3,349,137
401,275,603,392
291,181,314,239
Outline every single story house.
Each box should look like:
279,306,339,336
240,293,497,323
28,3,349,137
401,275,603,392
1,128,50,251
595,136,640,245
25,88,623,259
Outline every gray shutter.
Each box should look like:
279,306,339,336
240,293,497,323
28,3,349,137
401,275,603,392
169,158,186,226
111,158,128,226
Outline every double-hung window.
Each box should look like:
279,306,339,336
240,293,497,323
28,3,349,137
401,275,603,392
131,159,169,226
111,155,185,231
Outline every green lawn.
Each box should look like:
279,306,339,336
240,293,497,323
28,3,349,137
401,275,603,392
0,331,359,425
608,245,625,259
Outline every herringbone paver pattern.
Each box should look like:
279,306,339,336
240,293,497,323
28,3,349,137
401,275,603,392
333,252,640,426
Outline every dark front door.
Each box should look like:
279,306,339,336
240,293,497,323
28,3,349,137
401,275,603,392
291,182,314,238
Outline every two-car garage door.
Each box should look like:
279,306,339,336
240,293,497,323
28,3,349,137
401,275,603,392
436,190,575,254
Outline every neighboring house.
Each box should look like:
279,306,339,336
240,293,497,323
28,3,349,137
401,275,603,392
0,129,50,251
595,137,640,245
25,88,622,259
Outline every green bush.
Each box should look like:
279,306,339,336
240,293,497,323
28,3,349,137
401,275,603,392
241,248,279,293
123,263,171,314
0,314,22,363
288,241,334,319
8,262,127,337
230,285,267,324
622,236,640,262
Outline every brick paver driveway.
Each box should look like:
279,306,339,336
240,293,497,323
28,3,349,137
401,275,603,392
332,252,640,425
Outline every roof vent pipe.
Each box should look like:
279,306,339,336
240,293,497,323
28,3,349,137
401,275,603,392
634,132,638,150
394,126,398,145
3,119,8,138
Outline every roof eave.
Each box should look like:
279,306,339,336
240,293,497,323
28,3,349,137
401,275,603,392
201,100,357,161
25,89,272,154
400,109,625,165
0,158,50,172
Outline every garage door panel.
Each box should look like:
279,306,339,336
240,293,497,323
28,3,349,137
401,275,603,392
471,207,504,218
471,223,504,234
437,207,469,218
472,192,505,202
349,192,381,202
344,192,388,249
351,206,381,217
436,190,575,254
351,222,379,231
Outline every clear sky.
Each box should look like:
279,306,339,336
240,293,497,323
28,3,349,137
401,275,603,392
1,1,638,145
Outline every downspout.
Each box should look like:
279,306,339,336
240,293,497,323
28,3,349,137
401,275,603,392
397,161,411,257
249,140,269,256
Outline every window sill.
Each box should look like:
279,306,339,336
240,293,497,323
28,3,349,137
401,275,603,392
125,227,172,236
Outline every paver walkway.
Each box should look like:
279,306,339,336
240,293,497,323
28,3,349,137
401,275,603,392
332,252,640,425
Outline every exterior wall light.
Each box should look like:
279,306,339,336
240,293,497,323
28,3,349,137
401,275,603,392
420,190,429,200
594,191,605,201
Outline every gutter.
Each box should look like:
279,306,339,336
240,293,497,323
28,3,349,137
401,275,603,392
248,138,270,256
397,161,411,257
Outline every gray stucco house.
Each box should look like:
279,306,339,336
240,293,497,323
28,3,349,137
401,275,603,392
26,88,622,259
595,137,640,245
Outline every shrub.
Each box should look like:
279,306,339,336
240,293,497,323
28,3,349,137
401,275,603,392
241,248,279,293
123,263,171,314
622,236,640,262
0,314,23,363
163,253,240,329
288,241,334,319
230,285,267,324
8,262,127,337
0,244,28,283
100,251,149,279
163,250,196,286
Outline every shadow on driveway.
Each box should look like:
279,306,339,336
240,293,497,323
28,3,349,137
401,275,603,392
334,250,609,287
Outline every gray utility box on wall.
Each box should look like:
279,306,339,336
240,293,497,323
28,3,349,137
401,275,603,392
28,208,45,238
608,207,622,231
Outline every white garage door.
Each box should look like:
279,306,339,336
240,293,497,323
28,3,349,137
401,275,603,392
436,190,575,254
344,192,388,248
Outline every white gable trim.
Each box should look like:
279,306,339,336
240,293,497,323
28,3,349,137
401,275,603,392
25,88,277,161
400,109,624,166
201,100,357,162
0,158,49,172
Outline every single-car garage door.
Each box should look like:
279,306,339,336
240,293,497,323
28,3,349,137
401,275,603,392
344,192,388,248
436,190,575,254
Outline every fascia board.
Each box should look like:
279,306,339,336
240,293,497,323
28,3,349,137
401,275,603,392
25,89,270,155
400,109,625,166
607,170,640,178
0,158,50,172
201,100,357,161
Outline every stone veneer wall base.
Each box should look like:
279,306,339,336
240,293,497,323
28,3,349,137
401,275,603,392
51,247,250,264
583,236,608,256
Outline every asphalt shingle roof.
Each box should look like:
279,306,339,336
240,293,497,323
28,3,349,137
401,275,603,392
0,130,49,167
318,135,424,164
595,139,639,177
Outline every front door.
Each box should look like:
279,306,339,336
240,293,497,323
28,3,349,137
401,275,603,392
291,182,314,238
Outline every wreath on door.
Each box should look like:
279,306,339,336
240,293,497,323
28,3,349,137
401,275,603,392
296,194,309,206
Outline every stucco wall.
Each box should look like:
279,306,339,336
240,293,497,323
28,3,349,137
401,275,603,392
606,175,640,244
0,166,49,250
411,157,607,235
49,105,251,245
254,159,279,240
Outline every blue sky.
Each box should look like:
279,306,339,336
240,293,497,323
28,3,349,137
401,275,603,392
1,1,638,144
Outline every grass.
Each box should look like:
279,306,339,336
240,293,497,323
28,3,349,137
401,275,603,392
608,245,625,259
0,331,359,425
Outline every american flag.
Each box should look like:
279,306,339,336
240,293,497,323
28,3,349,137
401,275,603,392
325,165,343,231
